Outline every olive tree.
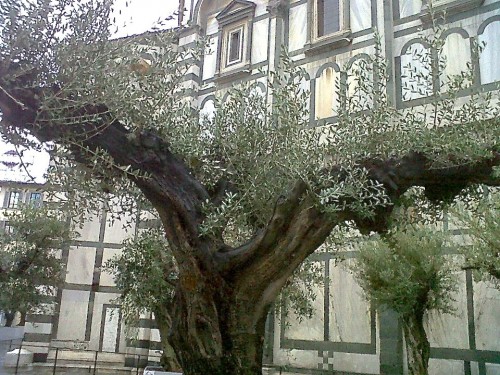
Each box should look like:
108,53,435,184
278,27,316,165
0,1,499,373
104,228,180,370
351,225,458,375
104,227,322,370
455,191,500,286
0,205,71,326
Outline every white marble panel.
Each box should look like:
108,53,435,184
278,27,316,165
429,359,465,375
101,307,120,352
425,272,469,349
479,20,500,84
202,37,218,81
24,322,52,335
282,261,325,342
441,32,471,92
103,207,135,244
90,293,121,351
315,67,340,119
486,363,500,375
400,43,433,101
330,260,372,344
332,352,379,374
75,212,102,242
283,283,324,341
254,0,268,17
252,19,269,64
288,4,307,52
474,281,500,351
399,0,423,18
151,328,161,342
100,248,122,287
205,15,219,36
351,0,371,32
57,290,90,340
65,246,96,285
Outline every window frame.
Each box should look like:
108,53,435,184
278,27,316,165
7,191,21,209
305,0,352,56
314,0,343,40
214,0,256,81
4,221,14,234
29,192,43,207
225,25,245,67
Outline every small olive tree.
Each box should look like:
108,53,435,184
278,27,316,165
0,205,71,326
104,228,180,370
455,191,500,286
352,225,458,375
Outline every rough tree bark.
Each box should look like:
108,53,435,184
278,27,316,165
154,308,181,371
0,72,499,374
401,311,430,375
4,312,15,327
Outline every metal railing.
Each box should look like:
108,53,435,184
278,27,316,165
0,338,161,374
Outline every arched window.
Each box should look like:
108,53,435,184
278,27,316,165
479,19,500,85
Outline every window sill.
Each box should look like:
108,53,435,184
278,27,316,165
305,30,352,56
215,63,252,84
420,0,484,23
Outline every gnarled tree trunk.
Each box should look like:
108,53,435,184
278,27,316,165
4,311,16,327
154,308,181,371
401,312,430,375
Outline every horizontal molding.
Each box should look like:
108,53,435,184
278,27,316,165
431,348,500,363
26,314,54,324
24,333,51,343
126,339,162,351
281,339,376,355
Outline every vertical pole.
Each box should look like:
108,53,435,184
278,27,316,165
14,340,23,375
136,354,140,375
52,347,59,375
178,0,185,26
8,339,12,351
93,351,98,375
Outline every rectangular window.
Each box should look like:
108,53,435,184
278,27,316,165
4,221,14,234
29,192,42,207
317,0,341,37
227,28,243,65
7,191,21,209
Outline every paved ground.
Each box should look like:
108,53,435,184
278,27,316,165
0,327,23,375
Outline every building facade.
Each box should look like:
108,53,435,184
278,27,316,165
1,0,499,374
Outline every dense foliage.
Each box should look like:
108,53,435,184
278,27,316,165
455,191,500,286
0,205,71,323
351,223,459,375
352,224,458,318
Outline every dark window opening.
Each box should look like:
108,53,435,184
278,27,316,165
4,221,14,234
228,29,242,63
30,192,42,207
317,0,341,37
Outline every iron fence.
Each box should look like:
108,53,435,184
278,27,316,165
0,338,159,375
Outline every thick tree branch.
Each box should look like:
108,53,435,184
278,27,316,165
0,80,211,256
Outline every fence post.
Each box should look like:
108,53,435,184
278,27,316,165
14,340,23,375
93,350,98,375
136,354,140,375
52,347,59,375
